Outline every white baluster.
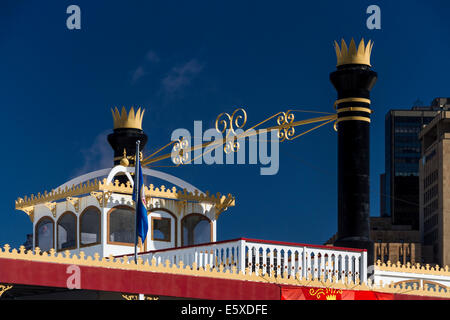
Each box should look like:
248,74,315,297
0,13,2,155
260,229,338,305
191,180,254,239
295,250,301,279
255,246,260,276
206,249,211,270
342,254,347,284
199,250,204,269
318,251,324,281
361,251,367,284
239,240,246,274
261,246,267,276
309,251,314,279
276,247,281,277
302,247,307,280
249,246,254,275
282,249,288,278
288,250,293,278
269,247,274,277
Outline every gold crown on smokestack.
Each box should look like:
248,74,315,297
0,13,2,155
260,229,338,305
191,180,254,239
111,106,145,130
334,38,373,67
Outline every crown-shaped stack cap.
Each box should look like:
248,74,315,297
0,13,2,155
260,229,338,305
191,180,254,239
334,38,373,67
111,106,145,130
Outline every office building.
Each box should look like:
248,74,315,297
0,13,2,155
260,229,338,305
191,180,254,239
382,98,450,229
419,110,450,266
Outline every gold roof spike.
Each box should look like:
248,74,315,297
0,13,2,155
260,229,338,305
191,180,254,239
111,106,145,130
334,38,373,67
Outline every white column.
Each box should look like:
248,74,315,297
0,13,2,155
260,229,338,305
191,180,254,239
361,251,368,284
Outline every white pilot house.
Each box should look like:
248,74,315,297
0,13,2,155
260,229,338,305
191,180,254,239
15,107,235,258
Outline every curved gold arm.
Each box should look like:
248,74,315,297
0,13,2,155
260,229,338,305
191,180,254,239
142,108,337,166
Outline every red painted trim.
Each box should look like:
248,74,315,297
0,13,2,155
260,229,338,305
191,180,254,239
0,257,280,300
116,237,365,258
280,285,450,300
0,257,445,300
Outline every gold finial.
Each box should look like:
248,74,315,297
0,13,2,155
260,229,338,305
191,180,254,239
334,38,373,67
120,148,129,167
111,106,145,130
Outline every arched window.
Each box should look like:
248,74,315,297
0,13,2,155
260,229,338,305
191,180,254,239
57,212,77,251
182,214,211,246
80,207,101,247
108,206,134,245
35,217,54,252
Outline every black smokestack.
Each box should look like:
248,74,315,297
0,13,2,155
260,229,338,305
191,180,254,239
330,39,377,264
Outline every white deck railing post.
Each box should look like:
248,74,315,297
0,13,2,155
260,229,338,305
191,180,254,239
361,250,367,284
302,247,307,280
239,239,246,274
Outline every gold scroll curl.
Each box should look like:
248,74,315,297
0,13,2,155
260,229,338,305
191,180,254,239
276,111,296,142
215,108,247,135
224,140,240,154
171,138,190,165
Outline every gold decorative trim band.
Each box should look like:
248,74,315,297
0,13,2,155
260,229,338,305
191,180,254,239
334,98,371,109
15,179,235,219
336,116,371,124
336,107,372,114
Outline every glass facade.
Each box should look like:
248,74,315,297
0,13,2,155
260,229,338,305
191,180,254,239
383,107,438,229
393,116,423,177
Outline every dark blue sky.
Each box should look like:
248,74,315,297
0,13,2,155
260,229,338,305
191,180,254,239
2,1,450,248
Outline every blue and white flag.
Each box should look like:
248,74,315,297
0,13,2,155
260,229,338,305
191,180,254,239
132,151,148,243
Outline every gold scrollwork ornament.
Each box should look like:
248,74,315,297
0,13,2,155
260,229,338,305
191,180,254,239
0,285,13,298
308,288,342,300
171,138,190,165
215,108,247,135
223,139,240,154
276,111,295,142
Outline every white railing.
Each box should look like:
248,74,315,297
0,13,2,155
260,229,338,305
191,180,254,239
141,239,243,272
370,263,450,290
244,239,367,284
121,238,367,285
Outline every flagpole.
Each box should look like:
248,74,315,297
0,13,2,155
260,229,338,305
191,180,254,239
134,140,140,264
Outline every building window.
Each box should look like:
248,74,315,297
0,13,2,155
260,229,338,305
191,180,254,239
57,212,77,251
152,217,171,242
182,214,211,246
406,253,411,264
376,243,382,262
399,247,404,265
80,207,101,247
383,247,389,263
35,217,54,252
108,206,135,245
